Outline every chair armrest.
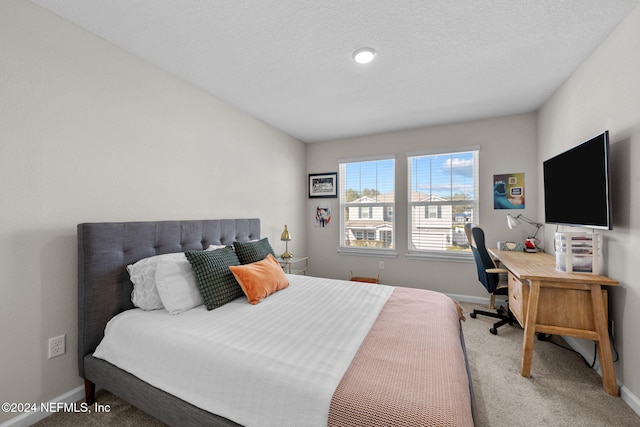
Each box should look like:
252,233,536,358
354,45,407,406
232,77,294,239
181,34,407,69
486,268,508,274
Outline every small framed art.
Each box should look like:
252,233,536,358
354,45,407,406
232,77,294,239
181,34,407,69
308,172,337,198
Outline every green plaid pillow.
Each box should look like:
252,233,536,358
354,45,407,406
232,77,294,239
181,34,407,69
233,238,275,264
185,247,243,310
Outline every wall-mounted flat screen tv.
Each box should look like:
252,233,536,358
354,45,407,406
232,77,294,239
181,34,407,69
543,131,612,230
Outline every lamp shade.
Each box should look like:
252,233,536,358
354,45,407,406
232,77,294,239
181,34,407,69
280,225,291,241
507,214,520,229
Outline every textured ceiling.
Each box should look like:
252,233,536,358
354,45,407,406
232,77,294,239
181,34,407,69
31,0,639,143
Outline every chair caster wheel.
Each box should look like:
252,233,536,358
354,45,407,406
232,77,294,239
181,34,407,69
489,327,498,335
470,312,477,319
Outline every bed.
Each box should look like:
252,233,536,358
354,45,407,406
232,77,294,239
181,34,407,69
78,218,476,426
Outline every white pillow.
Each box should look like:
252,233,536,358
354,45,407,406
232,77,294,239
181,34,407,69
155,257,204,314
207,244,227,250
127,252,185,310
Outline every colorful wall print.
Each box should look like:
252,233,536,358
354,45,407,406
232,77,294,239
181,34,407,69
494,173,525,209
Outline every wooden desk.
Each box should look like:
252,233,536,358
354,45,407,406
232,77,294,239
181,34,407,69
489,249,619,396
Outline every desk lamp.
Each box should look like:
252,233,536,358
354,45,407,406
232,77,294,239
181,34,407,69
507,214,543,252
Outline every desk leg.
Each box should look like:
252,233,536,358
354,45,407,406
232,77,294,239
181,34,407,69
591,286,619,396
521,280,541,378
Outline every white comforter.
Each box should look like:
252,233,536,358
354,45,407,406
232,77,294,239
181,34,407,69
93,274,393,427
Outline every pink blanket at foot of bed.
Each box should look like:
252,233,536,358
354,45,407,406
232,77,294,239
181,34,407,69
328,287,473,427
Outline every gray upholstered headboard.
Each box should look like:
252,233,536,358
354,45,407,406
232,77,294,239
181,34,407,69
77,219,260,377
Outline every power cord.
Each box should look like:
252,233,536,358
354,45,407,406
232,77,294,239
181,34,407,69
609,324,620,363
537,320,619,369
537,333,596,368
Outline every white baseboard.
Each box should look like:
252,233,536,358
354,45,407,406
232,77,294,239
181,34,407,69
446,293,487,305
446,293,507,306
621,384,640,418
564,336,640,417
0,386,84,427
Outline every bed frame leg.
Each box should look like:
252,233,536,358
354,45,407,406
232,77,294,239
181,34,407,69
84,378,96,404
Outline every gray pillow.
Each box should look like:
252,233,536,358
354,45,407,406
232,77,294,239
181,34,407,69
185,247,243,310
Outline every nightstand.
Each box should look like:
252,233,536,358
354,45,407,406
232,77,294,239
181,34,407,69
277,256,308,275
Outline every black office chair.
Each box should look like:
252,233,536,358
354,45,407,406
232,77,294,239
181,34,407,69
464,223,515,335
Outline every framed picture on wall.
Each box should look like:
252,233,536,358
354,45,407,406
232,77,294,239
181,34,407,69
309,172,337,198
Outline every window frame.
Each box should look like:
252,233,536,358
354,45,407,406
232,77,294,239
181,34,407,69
406,147,479,262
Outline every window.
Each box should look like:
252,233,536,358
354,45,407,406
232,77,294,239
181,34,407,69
358,207,373,219
354,230,376,241
408,149,478,257
339,157,395,254
426,205,442,219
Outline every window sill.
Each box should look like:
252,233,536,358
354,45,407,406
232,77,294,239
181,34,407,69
337,248,398,258
405,251,473,263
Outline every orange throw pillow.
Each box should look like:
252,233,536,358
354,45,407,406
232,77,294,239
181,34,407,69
229,254,289,304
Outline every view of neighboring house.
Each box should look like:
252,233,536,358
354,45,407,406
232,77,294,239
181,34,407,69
411,194,455,251
343,192,472,251
410,193,472,251
344,194,394,248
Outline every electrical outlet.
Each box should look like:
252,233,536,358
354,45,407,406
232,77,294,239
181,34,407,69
48,335,66,359
379,261,385,270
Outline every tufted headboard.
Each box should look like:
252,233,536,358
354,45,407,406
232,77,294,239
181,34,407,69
77,219,260,377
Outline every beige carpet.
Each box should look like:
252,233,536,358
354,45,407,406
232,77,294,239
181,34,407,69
33,302,640,427
460,302,639,427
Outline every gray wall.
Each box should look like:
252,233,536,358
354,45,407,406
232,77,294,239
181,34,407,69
0,2,306,423
538,3,640,411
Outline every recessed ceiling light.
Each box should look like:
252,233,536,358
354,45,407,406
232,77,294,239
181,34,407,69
353,47,377,64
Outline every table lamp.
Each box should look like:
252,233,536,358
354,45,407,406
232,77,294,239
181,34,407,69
280,225,293,258
507,214,543,252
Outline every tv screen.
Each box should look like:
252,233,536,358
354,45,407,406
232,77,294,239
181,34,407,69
543,131,612,229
